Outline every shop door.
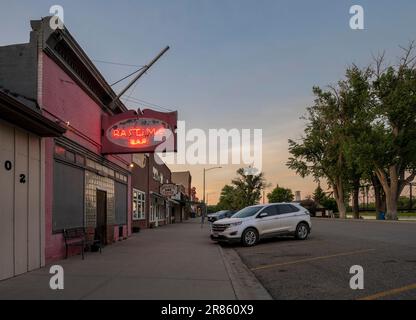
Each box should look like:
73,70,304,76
96,190,107,245
0,121,42,280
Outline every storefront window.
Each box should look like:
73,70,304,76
54,145,66,158
86,158,95,169
75,154,85,166
133,189,146,220
65,150,75,163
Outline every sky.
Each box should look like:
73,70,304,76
1,0,416,204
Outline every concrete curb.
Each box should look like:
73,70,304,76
219,246,272,300
312,217,416,224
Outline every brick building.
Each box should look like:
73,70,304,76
0,17,133,268
132,153,184,229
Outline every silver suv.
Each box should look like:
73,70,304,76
211,203,311,246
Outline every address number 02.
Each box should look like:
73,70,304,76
4,161,26,184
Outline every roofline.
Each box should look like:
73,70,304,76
32,17,128,114
0,90,66,137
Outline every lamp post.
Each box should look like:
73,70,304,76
203,167,222,207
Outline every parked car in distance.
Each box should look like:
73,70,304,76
210,203,311,246
208,210,236,223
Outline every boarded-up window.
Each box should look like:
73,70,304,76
53,161,84,231
115,181,127,225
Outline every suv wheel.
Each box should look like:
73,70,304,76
295,222,309,240
242,228,259,247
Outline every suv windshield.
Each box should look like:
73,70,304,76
233,206,264,218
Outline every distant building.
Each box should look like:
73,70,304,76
171,171,194,219
171,171,192,198
295,191,302,201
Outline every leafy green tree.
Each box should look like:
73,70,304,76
321,197,339,212
338,66,374,219
207,205,219,214
267,185,294,203
370,46,416,219
287,84,350,218
349,44,416,219
231,168,267,208
312,185,338,212
312,185,327,204
217,185,241,210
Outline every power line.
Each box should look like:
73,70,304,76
121,97,174,112
92,59,143,68
121,96,175,112
128,96,176,112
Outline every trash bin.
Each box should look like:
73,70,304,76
378,211,385,220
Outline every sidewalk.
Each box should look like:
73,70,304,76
0,219,237,300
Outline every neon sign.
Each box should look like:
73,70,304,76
107,118,170,148
101,109,177,154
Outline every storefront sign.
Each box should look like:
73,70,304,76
160,183,178,197
102,109,177,154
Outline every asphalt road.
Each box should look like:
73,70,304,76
232,218,416,300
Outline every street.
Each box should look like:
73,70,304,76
0,217,415,300
232,218,416,300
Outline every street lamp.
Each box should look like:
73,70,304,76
203,167,222,208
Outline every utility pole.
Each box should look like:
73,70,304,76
203,167,222,206
109,46,170,108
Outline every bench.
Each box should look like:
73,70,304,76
63,228,102,260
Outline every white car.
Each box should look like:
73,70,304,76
210,203,311,246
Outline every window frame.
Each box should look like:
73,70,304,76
132,189,146,221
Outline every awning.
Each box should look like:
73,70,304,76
0,90,66,137
150,192,165,199
150,192,167,205
168,199,180,205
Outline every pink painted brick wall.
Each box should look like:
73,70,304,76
42,55,132,263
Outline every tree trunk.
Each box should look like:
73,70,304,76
371,175,386,216
352,178,360,219
333,181,347,219
376,166,399,220
385,191,398,220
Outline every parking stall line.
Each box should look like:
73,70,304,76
250,249,376,271
358,283,416,300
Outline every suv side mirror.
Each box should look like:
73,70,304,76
258,212,268,218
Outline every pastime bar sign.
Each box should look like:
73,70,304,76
102,109,177,154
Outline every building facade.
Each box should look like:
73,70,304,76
171,171,194,219
0,90,65,280
0,17,133,266
132,153,178,229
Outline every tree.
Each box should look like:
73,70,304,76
312,185,338,212
267,185,294,203
231,168,267,208
312,185,327,204
287,84,351,218
369,44,416,219
216,185,241,210
338,65,374,219
207,205,219,214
